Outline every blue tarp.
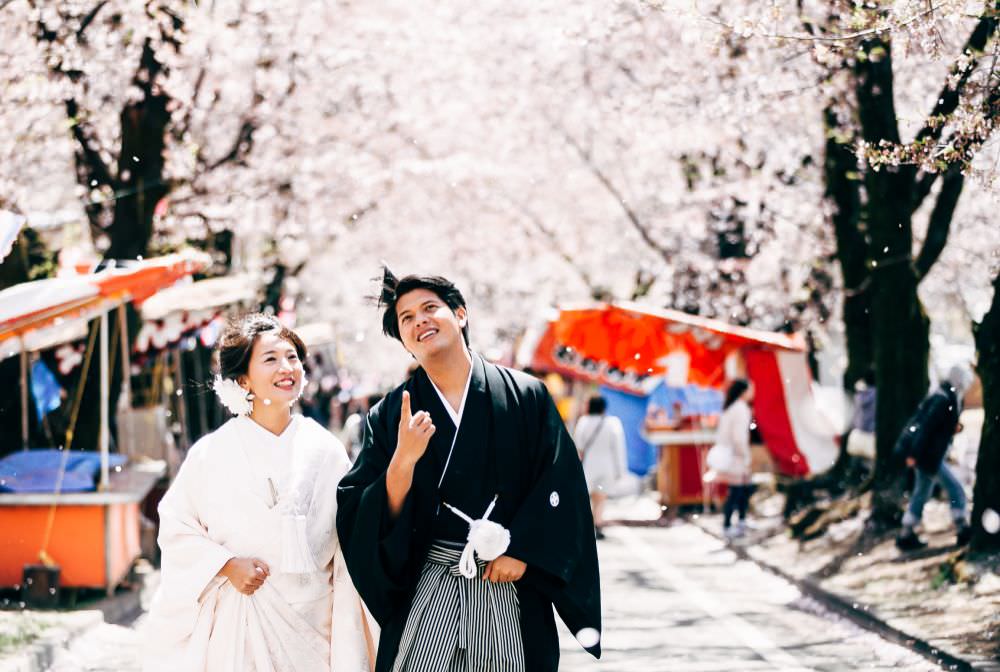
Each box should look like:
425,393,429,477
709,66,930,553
647,383,724,418
31,359,62,422
0,450,128,493
599,386,655,476
598,383,724,477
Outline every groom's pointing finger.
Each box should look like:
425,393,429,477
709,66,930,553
400,390,412,422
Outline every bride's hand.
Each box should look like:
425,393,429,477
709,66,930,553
220,557,270,595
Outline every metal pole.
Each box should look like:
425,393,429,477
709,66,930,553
117,304,131,410
172,349,190,453
99,310,110,490
20,342,29,451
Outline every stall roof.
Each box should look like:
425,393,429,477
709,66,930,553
139,273,258,320
0,276,99,329
614,302,801,350
525,302,804,390
294,321,336,349
93,251,210,304
0,251,210,358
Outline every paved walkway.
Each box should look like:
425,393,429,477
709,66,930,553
559,524,940,671
42,524,940,671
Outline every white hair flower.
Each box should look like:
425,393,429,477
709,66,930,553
213,375,253,416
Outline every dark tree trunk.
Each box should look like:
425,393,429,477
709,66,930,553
66,40,171,451
971,273,1000,554
855,38,930,531
823,107,871,391
107,39,170,261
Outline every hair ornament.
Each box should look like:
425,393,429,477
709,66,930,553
213,375,254,416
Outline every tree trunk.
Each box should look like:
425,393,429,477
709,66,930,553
971,273,1000,554
69,41,170,451
855,38,930,531
823,107,871,391
107,40,170,261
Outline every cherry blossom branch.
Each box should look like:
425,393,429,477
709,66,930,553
694,1,946,43
65,98,115,188
501,193,598,294
556,125,673,264
207,119,256,170
914,165,963,280
910,5,1000,207
76,1,108,42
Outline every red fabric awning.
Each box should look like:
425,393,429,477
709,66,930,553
530,302,803,390
0,252,209,348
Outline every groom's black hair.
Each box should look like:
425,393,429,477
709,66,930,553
378,266,470,345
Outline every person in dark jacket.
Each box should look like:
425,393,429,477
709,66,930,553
895,365,974,551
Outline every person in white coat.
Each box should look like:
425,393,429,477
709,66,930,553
142,313,377,671
574,395,628,539
715,379,755,539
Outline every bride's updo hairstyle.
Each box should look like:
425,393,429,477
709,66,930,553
216,313,308,382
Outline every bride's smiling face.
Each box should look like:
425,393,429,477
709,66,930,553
241,331,305,405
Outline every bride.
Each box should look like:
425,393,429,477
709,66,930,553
143,313,377,671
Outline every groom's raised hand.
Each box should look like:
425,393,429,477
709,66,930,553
396,391,435,468
387,391,435,517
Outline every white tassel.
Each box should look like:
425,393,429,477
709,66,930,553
458,542,478,579
443,496,510,579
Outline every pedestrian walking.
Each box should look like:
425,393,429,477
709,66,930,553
845,370,877,460
336,269,601,672
574,395,628,540
707,379,755,539
895,365,975,551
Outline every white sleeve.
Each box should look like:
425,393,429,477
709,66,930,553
733,403,752,458
611,418,629,473
155,441,235,606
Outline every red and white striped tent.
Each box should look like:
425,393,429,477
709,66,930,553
519,302,839,477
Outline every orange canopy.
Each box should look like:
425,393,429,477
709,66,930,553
529,302,804,390
0,252,209,347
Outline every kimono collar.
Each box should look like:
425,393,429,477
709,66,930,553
426,353,475,427
236,414,300,445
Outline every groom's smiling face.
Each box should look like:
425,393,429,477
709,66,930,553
395,288,467,359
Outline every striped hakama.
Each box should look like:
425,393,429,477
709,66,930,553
392,543,525,672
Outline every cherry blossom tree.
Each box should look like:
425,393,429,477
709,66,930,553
703,0,1000,531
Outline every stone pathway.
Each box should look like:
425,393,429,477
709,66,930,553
557,524,940,671
39,523,941,671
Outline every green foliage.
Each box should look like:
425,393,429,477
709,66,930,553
0,227,56,291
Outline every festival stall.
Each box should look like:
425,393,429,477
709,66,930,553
133,273,259,455
0,252,208,597
519,302,839,508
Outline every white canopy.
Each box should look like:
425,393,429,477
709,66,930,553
0,210,25,264
295,321,336,349
0,276,99,328
140,274,258,320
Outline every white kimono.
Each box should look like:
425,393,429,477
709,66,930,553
142,415,377,672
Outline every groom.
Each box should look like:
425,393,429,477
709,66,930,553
337,269,601,672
